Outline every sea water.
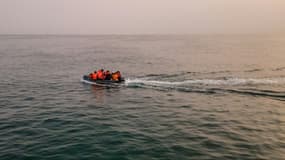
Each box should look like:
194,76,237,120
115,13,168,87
0,35,285,159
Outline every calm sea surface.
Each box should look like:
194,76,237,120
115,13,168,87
0,35,285,160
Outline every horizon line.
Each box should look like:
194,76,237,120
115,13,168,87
0,32,283,36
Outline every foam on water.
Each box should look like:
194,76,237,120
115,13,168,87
125,77,285,100
125,77,285,87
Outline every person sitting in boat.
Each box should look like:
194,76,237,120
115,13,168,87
117,71,122,81
90,71,97,80
111,71,122,81
104,70,112,80
97,69,105,80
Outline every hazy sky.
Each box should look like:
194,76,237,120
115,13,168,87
1,0,285,34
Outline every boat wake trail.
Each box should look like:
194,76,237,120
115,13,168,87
125,77,285,86
125,77,285,100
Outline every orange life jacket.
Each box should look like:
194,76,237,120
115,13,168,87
91,73,97,80
97,70,104,80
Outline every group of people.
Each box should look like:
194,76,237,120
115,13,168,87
89,69,122,81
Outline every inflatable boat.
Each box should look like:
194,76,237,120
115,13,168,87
82,75,125,85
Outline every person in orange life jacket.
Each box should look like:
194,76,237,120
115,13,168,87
97,69,105,80
91,71,97,80
112,71,121,81
104,70,112,80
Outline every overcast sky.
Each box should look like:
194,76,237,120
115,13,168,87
0,0,285,34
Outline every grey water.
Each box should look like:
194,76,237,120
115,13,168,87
0,35,285,160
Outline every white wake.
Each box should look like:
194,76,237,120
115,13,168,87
125,77,285,86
